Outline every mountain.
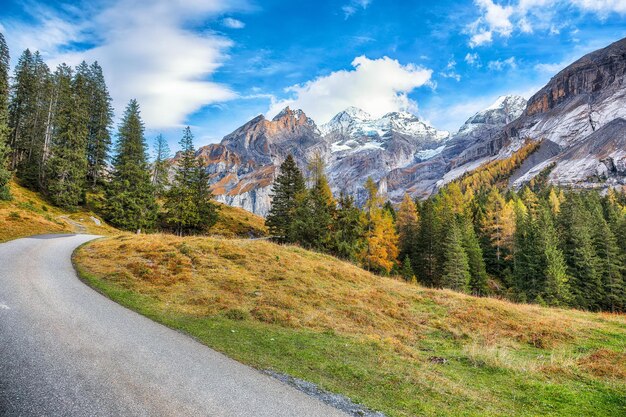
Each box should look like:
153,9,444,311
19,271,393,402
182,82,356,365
195,106,449,215
383,94,527,200
193,107,327,215
323,108,449,203
448,37,626,189
193,37,626,215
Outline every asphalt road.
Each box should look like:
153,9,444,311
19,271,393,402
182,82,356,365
0,234,348,417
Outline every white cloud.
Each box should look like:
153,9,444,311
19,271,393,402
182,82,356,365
571,0,626,15
3,0,243,129
267,56,432,124
469,30,493,47
222,17,245,29
467,0,626,46
342,0,372,19
464,52,481,67
440,59,461,81
487,57,517,71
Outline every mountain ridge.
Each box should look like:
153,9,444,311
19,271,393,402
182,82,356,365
187,37,626,216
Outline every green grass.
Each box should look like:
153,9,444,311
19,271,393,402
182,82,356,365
74,235,626,417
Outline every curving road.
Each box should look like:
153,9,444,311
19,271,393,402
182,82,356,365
0,234,348,417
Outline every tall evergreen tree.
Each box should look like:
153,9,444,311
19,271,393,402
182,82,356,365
332,193,365,261
440,220,471,292
9,50,52,188
151,133,171,196
0,32,11,200
45,64,88,209
589,204,624,312
86,62,113,188
512,203,544,302
266,155,305,243
559,195,603,310
461,217,488,295
164,127,217,235
415,198,439,287
291,166,336,251
104,100,157,232
537,206,570,306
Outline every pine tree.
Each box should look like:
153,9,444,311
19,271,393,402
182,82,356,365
332,193,365,261
0,32,11,200
360,178,399,274
266,155,305,243
538,206,570,306
461,217,488,295
291,166,336,251
589,204,624,312
415,198,439,287
164,127,217,235
383,200,397,221
104,100,157,232
45,64,88,209
440,220,471,292
396,193,419,263
400,256,415,282
8,49,35,169
9,50,52,188
512,202,544,302
559,195,603,310
151,133,171,196
86,62,113,188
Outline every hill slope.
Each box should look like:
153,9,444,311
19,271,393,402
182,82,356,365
0,181,116,242
74,234,626,417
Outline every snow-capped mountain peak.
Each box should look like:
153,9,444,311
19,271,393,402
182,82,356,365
456,95,527,136
321,108,449,145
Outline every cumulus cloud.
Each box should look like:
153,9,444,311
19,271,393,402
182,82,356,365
467,0,626,46
3,0,243,129
222,17,245,29
267,56,432,123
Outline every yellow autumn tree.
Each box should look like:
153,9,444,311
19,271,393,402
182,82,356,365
481,188,516,271
548,188,561,214
360,177,399,274
396,193,419,258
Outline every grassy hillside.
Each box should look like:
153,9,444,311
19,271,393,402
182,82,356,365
0,181,117,242
74,234,626,417
1,181,265,242
211,202,267,238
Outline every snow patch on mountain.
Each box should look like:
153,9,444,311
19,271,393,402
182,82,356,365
321,107,449,155
416,145,445,161
456,95,527,136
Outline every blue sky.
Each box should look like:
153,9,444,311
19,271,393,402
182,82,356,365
1,0,625,151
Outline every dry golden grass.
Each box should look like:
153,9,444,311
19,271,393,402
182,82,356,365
75,233,626,416
0,181,119,242
76,234,625,376
210,202,267,238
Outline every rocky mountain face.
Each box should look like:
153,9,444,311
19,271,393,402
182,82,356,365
196,106,450,215
323,108,449,203
195,108,327,215
192,36,626,216
483,37,626,188
383,94,527,200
